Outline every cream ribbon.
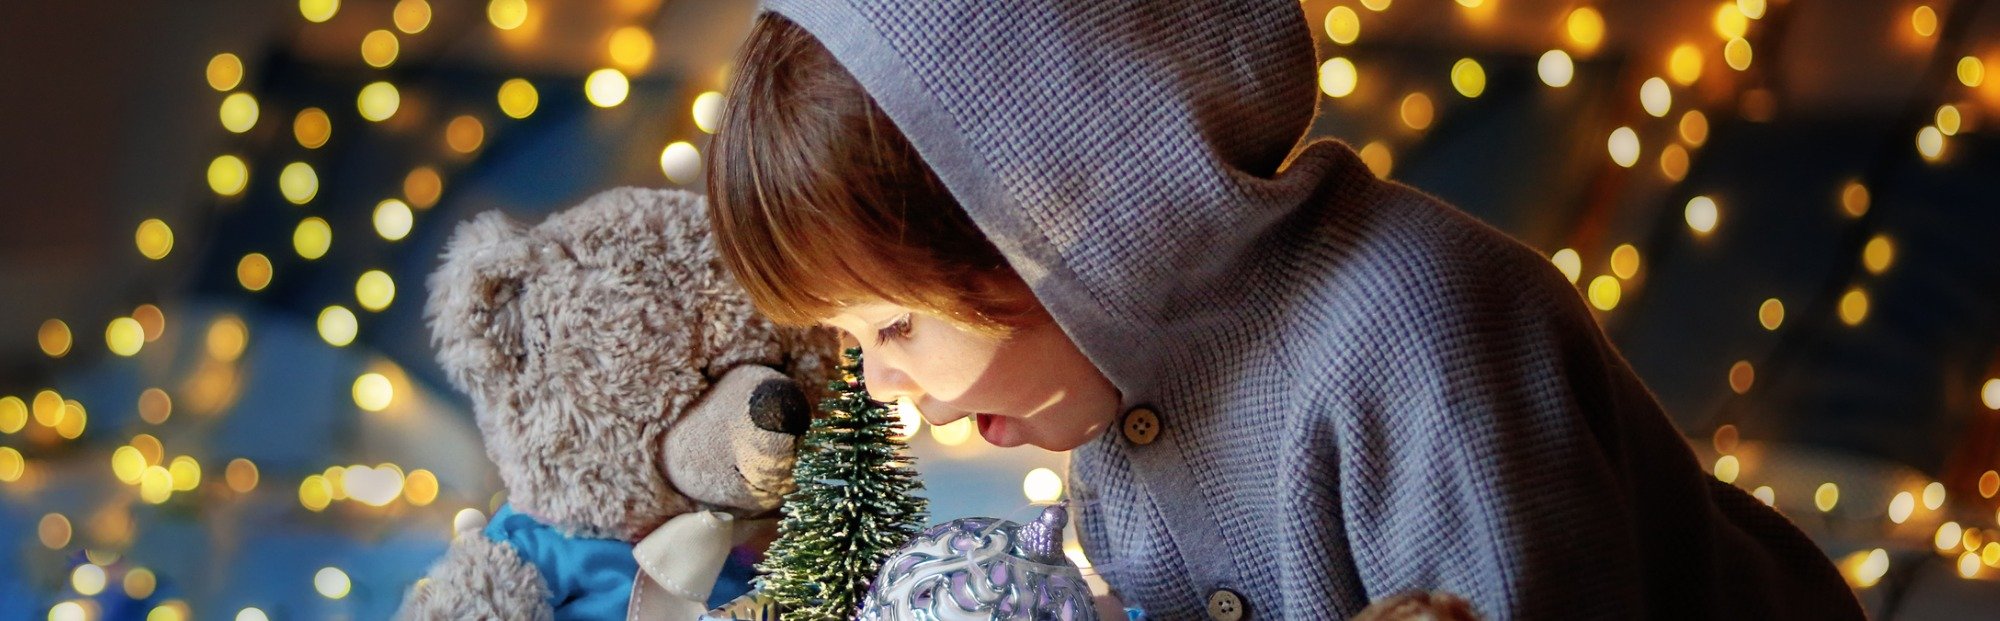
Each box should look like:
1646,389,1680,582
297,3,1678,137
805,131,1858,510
627,511,773,621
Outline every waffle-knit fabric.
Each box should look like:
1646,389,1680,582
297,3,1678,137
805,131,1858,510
756,0,1864,618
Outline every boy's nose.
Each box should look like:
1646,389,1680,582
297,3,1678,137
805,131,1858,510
748,378,810,436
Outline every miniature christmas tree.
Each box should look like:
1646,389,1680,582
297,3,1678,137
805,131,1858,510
756,347,928,620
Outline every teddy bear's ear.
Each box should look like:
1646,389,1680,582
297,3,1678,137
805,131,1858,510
425,210,537,398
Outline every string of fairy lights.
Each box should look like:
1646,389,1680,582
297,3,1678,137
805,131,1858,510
1302,0,2000,593
4,0,1997,619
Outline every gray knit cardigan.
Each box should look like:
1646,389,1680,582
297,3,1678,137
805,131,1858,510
757,0,1865,618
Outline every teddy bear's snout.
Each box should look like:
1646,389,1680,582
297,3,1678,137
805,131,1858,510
748,378,810,436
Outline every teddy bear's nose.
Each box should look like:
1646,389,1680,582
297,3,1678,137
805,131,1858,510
749,378,811,436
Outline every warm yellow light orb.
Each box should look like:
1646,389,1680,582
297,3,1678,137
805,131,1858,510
374,199,414,241
1450,58,1486,98
294,217,332,260
1759,298,1784,330
395,0,432,34
1566,8,1605,54
135,219,174,260
207,53,244,91
1607,127,1640,168
1318,57,1358,98
356,271,396,311
498,78,539,118
584,68,630,108
1550,249,1581,284
1684,196,1718,235
219,92,260,133
1668,44,1704,85
107,317,146,357
1537,50,1574,88
237,253,273,291
1324,6,1359,45
318,306,358,347
295,107,332,149
609,26,654,71
361,29,399,68
315,567,352,599
354,373,394,412
279,162,319,205
488,0,528,30
300,0,340,23
1640,77,1672,117
659,141,701,184
358,81,401,122
692,91,724,133
1023,467,1064,503
1588,276,1622,311
208,155,249,196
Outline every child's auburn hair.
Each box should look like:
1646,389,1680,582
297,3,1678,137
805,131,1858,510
706,13,1036,337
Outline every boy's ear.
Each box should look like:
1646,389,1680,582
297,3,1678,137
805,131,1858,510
426,210,537,397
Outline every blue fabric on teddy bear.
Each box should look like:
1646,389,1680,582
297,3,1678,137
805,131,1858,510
484,503,756,618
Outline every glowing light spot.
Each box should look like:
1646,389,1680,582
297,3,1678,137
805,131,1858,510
1640,77,1672,117
294,216,333,260
1982,379,2000,410
1679,110,1709,146
1324,6,1359,45
1668,44,1704,85
1724,38,1753,71
1318,57,1358,98
49,602,86,621
237,608,269,621
72,564,107,596
300,0,340,23
609,26,654,71
1960,56,1985,87
1840,181,1869,218
1450,58,1486,98
498,79,539,118
1917,126,1945,161
893,398,923,440
208,155,249,197
1684,196,1718,235
1752,486,1774,505
295,108,332,149
1566,8,1604,54
394,0,431,34
488,0,527,30
207,53,244,91
1537,50,1574,88
227,458,260,493
1399,92,1433,130
930,417,973,447
237,253,273,292
55,401,86,440
33,391,63,427
446,115,484,154
1738,0,1766,20
139,466,173,504
354,373,394,412
38,319,73,358
1937,105,1962,136
1924,481,1946,510
107,317,145,357
1550,249,1581,284
169,456,201,491
1714,4,1748,39
1815,482,1839,512
659,141,701,184
405,167,443,209
1888,491,1914,524
1912,6,1937,38
1023,468,1064,503
1588,276,1622,311
1959,551,1981,578
219,92,259,133
133,218,175,260
375,199,414,241
206,315,249,362
0,447,23,481
1607,127,1640,167
1980,471,1999,498
113,446,146,484
318,306,358,347
39,513,72,549
406,469,439,505
361,29,399,68
1849,548,1889,588
300,475,333,511
358,82,400,122
1610,244,1641,279
1361,0,1390,11
148,601,189,621
279,162,319,205
1358,141,1393,179
124,567,157,599
0,397,24,434
584,68,630,108
132,305,165,342
692,92,724,133
1759,298,1784,331
1863,235,1894,274
1839,288,1870,326
1713,455,1740,483
315,567,352,599
1660,144,1690,181
1728,360,1754,394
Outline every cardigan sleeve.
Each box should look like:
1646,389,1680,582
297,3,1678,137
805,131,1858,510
1325,245,1860,619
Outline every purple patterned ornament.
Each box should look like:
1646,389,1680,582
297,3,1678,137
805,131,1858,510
857,503,1097,621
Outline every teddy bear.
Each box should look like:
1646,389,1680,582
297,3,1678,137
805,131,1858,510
397,187,838,620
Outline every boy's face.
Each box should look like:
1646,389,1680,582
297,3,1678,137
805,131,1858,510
817,301,1120,451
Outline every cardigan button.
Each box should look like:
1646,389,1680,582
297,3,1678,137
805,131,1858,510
1206,587,1246,621
1121,407,1160,445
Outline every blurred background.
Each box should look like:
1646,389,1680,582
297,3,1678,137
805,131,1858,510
0,0,1996,618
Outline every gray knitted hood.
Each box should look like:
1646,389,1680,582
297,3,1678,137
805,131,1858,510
759,0,1361,402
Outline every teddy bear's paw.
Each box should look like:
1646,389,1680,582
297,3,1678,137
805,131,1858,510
397,535,554,621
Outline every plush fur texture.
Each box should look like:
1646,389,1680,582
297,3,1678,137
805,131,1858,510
401,532,556,621
407,187,837,618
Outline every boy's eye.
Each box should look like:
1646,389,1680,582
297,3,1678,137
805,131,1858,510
874,314,914,346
